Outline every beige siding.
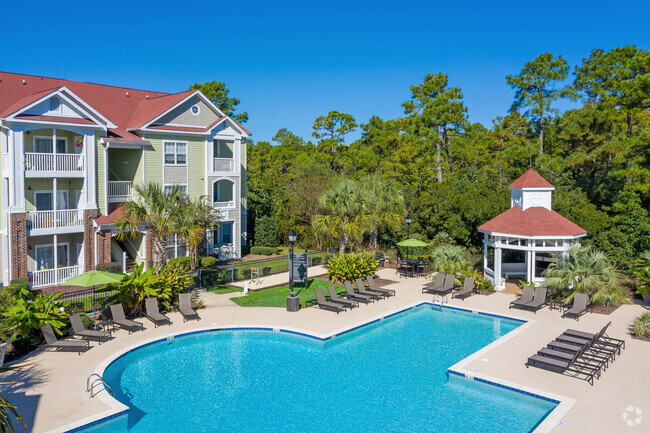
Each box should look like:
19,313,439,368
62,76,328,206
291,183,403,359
164,166,187,184
155,97,219,127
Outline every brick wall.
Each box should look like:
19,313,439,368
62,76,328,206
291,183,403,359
96,229,112,265
83,209,98,272
9,213,27,279
145,228,153,269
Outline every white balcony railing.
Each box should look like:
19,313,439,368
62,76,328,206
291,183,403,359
30,264,83,289
107,181,133,199
25,153,84,173
213,200,235,209
208,244,236,260
27,209,84,231
213,158,234,172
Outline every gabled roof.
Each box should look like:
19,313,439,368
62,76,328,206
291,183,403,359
94,206,126,225
0,71,251,139
509,169,554,189
478,207,587,237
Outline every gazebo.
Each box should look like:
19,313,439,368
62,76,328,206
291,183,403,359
477,169,587,290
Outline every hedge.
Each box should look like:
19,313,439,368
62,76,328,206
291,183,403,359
251,246,280,255
200,256,217,267
95,262,123,273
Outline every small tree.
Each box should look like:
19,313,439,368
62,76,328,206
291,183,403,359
6,290,69,337
431,245,470,275
254,216,278,247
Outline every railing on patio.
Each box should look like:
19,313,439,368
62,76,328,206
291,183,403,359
27,209,84,230
59,287,118,314
29,264,83,289
213,200,235,209
25,152,84,172
107,181,133,199
213,158,234,172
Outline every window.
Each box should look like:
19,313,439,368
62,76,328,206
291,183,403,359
164,141,187,165
191,105,200,115
35,244,69,269
34,191,68,211
34,136,67,153
163,184,187,195
221,222,233,244
165,234,187,259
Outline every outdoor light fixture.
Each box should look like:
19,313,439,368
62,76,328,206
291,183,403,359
289,229,297,297
406,215,412,259
289,229,297,244
405,214,412,226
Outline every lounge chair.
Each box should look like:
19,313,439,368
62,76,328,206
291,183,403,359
509,286,534,309
422,273,445,294
430,274,455,296
178,293,200,322
70,314,111,344
564,322,625,353
562,293,591,320
109,304,144,334
523,287,548,313
526,348,600,385
343,281,375,303
327,285,358,309
41,324,89,355
452,277,475,300
144,298,172,327
313,288,346,314
365,276,395,297
355,278,389,298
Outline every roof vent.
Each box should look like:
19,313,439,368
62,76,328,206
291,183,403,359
146,95,149,99
126,91,129,97
22,79,26,85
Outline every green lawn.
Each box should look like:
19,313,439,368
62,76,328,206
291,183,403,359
231,278,344,308
206,284,242,294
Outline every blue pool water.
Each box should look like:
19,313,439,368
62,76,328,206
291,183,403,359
78,305,555,433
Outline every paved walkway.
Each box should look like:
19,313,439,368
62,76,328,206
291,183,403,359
3,269,649,433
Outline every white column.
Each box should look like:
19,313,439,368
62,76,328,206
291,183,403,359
53,234,58,283
52,129,57,171
10,130,26,212
142,143,146,184
53,178,58,228
531,251,536,282
234,138,241,173
483,234,488,270
83,131,97,209
494,246,502,290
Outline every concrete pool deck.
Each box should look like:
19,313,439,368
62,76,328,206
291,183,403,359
3,268,649,433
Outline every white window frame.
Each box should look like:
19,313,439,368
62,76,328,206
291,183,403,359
34,189,69,211
163,184,188,196
33,135,68,153
219,221,234,245
190,104,200,116
165,234,187,259
163,140,188,166
35,242,70,269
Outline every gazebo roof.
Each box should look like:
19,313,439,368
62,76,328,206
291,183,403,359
478,207,587,238
509,169,554,189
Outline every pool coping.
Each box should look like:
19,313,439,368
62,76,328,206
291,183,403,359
47,301,574,433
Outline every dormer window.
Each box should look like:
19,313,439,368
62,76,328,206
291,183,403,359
49,96,61,112
191,104,200,115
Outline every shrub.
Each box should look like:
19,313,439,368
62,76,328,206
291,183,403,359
9,277,29,290
167,256,191,267
9,334,41,352
631,312,650,338
158,261,194,310
95,262,123,273
5,289,69,337
254,216,277,247
251,246,280,255
327,252,378,283
200,256,217,268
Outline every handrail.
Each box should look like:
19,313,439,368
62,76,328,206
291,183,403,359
86,373,115,398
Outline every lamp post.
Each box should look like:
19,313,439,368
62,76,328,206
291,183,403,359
288,229,297,296
405,214,412,259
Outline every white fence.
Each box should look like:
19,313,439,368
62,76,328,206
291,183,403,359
213,158,234,172
107,181,133,198
25,153,84,172
30,264,82,288
27,209,84,230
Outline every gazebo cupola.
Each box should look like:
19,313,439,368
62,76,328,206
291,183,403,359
477,169,587,290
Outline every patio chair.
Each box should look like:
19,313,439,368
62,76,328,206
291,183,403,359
144,298,172,327
365,276,395,297
343,281,375,303
422,273,445,294
355,278,388,299
313,288,346,314
563,322,625,353
430,274,455,296
178,293,200,322
509,286,534,309
562,293,592,320
327,285,358,309
109,303,144,334
521,287,548,313
526,344,600,385
70,314,111,344
452,277,475,300
41,324,89,355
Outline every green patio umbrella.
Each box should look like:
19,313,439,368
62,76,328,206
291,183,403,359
61,270,125,287
396,238,430,247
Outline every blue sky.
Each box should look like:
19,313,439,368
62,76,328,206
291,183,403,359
3,0,649,143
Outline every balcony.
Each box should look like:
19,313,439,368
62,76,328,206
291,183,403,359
108,181,133,201
213,158,234,172
27,209,84,234
213,200,235,209
29,264,83,289
25,152,85,177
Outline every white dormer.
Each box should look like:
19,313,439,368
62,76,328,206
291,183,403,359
508,169,555,211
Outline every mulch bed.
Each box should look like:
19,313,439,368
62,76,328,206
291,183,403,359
631,335,650,343
591,304,621,315
478,290,496,296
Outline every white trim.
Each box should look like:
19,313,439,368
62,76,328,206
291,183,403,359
190,104,200,116
206,116,249,137
477,229,587,240
162,140,188,166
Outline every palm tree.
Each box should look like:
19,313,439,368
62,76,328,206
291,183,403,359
0,364,26,433
543,245,626,304
358,176,404,250
634,250,650,298
431,244,470,275
177,197,221,269
114,183,187,270
312,179,372,254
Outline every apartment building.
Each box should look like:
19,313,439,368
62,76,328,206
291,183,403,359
0,72,249,289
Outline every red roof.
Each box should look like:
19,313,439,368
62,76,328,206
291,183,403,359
0,71,251,138
478,207,586,237
510,169,554,189
94,206,125,225
15,114,95,124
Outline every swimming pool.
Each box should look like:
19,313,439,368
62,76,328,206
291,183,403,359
77,305,555,432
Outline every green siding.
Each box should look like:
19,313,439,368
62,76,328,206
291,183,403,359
107,148,141,181
25,129,80,153
25,179,84,211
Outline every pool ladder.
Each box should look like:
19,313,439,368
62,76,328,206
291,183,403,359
86,373,115,398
